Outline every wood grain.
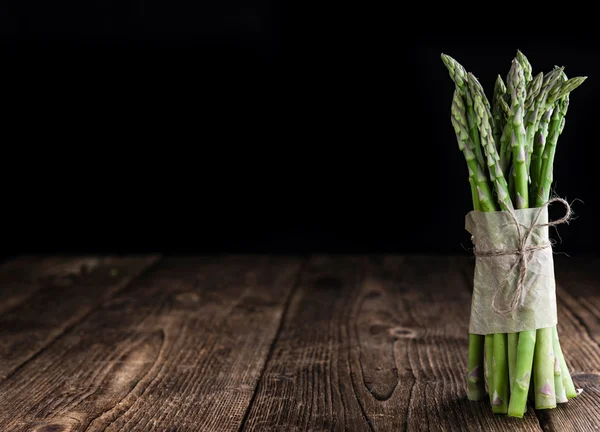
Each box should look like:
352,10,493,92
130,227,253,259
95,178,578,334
241,255,543,432
0,255,304,432
0,255,159,380
1,254,598,432
0,256,73,316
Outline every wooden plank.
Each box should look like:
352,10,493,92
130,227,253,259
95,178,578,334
532,256,600,431
0,255,159,380
242,255,542,431
0,255,304,432
0,256,68,316
555,256,600,346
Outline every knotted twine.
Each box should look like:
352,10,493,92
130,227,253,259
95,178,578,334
465,198,572,335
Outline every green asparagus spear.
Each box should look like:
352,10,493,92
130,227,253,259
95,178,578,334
546,75,588,107
470,75,513,211
442,54,487,169
529,107,554,201
552,326,568,403
553,326,578,399
508,332,519,393
516,50,533,85
490,61,528,412
492,75,509,154
534,327,557,409
507,59,528,209
536,75,586,205
530,68,586,410
469,73,495,133
468,333,486,400
499,122,513,176
486,334,495,404
451,90,497,212
525,72,544,111
508,330,537,417
536,97,568,206
505,56,537,419
524,68,565,171
492,333,509,413
450,86,489,401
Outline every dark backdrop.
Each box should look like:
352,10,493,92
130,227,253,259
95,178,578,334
2,4,599,259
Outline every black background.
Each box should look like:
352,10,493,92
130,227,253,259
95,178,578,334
2,4,599,260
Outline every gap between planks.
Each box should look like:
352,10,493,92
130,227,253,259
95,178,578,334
238,257,311,431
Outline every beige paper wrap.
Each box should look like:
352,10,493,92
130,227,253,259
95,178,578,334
465,207,557,335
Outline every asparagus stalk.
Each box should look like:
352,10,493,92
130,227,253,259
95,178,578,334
492,333,509,413
442,54,487,169
532,72,586,406
451,90,497,212
534,327,557,409
516,50,533,85
508,165,516,202
466,150,486,403
515,64,559,413
529,107,554,201
536,75,586,205
508,330,537,417
545,75,588,108
486,334,495,404
468,333,486,400
552,327,568,403
507,59,528,209
469,73,495,133
505,55,538,419
496,74,515,176
536,95,568,206
471,69,516,411
553,326,578,399
525,72,544,112
530,69,586,411
470,74,513,211
470,177,481,211
492,75,509,155
508,332,519,393
467,74,517,407
523,68,565,173
499,123,513,176
527,70,587,175
450,87,489,401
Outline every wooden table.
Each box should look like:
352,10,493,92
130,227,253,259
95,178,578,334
0,255,598,431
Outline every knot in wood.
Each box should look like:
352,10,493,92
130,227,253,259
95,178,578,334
390,326,417,339
29,422,74,432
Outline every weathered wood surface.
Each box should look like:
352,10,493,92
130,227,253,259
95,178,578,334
0,254,598,432
0,255,159,380
0,256,303,432
0,256,79,317
241,255,543,431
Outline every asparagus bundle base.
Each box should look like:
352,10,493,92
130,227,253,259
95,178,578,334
441,51,586,417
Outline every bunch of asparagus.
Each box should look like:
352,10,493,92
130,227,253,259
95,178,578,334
441,51,586,417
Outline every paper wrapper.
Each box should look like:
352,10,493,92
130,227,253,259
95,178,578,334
465,207,557,335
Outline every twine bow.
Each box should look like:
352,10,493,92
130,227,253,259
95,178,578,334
473,197,572,316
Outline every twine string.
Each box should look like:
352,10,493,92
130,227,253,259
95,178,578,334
473,197,572,316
